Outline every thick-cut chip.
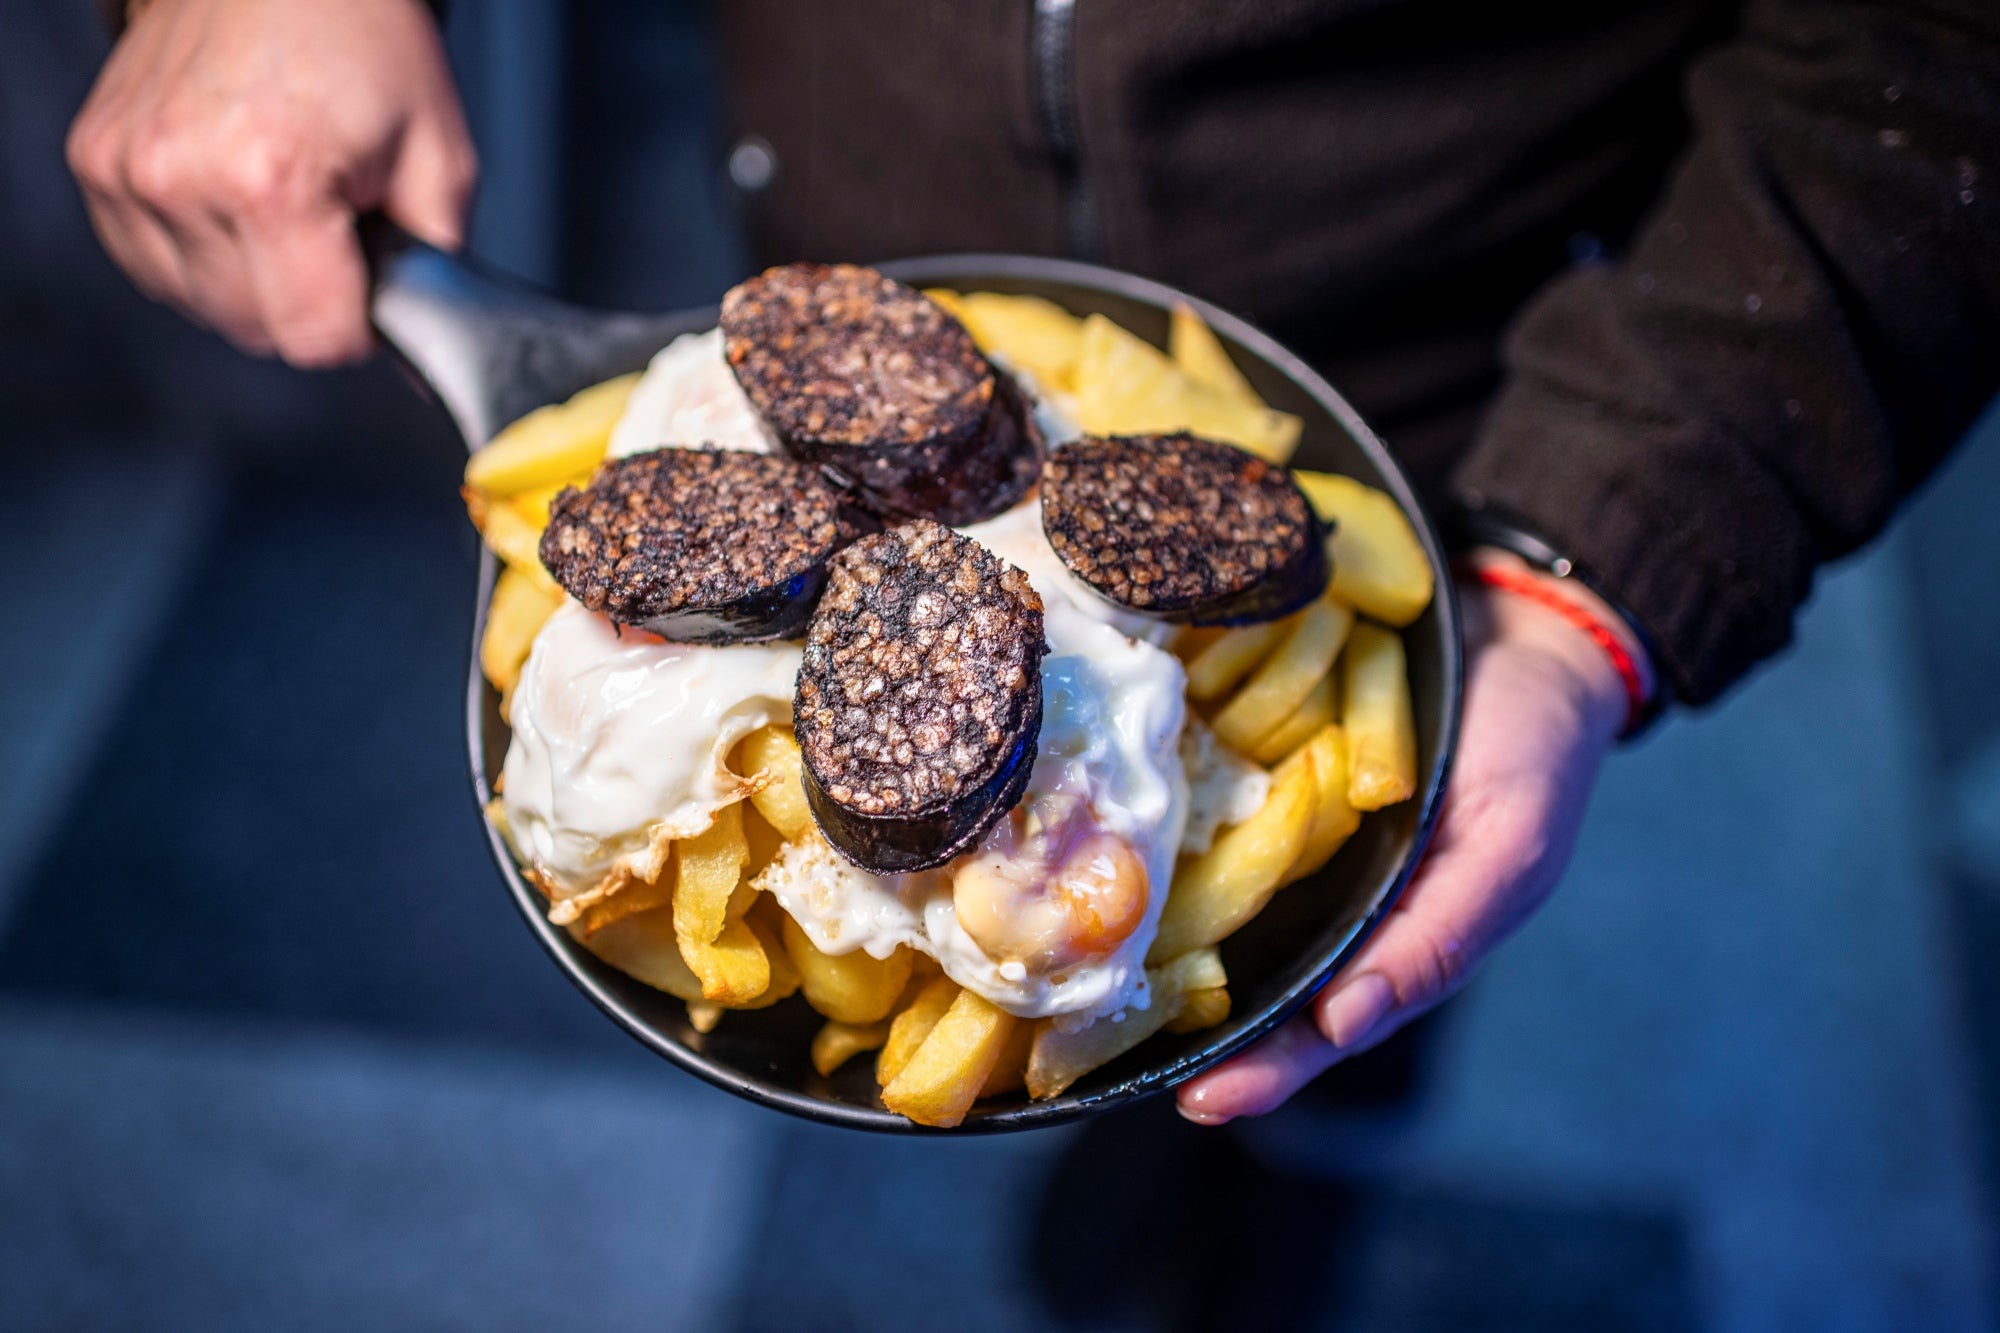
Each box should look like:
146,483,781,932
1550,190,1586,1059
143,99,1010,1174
1025,948,1223,1098
465,372,639,496
1250,672,1338,765
686,1001,723,1034
1342,623,1418,810
1164,986,1231,1034
1211,597,1355,753
480,565,562,704
1293,471,1435,627
570,906,703,1002
1073,314,1301,463
878,975,960,1087
782,915,916,1024
951,292,1085,397
1285,726,1363,884
672,802,748,948
1148,746,1317,962
676,916,770,1005
466,490,563,598
739,904,803,1007
739,803,786,884
1184,617,1292,702
812,1019,892,1077
881,989,1018,1127
978,1018,1036,1099
738,726,814,841
508,480,574,530
1169,303,1260,408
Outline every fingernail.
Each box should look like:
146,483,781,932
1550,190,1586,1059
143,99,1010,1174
1321,971,1396,1050
1176,1085,1233,1127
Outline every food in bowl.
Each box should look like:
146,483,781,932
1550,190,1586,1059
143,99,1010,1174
464,266,1433,1126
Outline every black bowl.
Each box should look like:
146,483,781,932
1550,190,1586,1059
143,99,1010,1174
468,255,1462,1132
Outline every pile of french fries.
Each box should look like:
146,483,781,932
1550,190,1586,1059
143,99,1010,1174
462,294,1431,1127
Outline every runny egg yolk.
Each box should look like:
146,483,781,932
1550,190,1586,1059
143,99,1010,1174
950,795,1150,974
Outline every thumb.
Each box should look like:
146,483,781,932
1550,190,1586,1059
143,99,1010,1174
381,114,478,251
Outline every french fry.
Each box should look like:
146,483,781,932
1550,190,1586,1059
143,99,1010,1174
1024,949,1224,1098
1174,625,1228,662
686,1001,723,1034
1285,725,1363,884
1342,623,1417,810
464,372,638,496
812,1019,892,1077
878,975,960,1087
738,726,813,841
1148,746,1317,962
1184,618,1292,703
1250,672,1338,765
977,1017,1036,1098
1169,303,1259,407
951,292,1085,394
465,491,563,598
676,916,770,1005
1164,986,1231,1034
570,906,703,1002
508,480,575,530
1073,314,1302,462
479,565,562,702
782,915,916,1024
1294,471,1434,627
672,802,748,948
739,905,802,1007
882,989,1018,1127
574,863,676,938
922,288,970,322
1211,597,1355,753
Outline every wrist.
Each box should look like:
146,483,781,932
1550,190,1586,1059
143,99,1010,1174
1459,548,1655,743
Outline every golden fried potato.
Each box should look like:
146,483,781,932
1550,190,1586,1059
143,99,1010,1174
952,292,1085,395
1074,314,1302,462
782,916,916,1025
464,372,638,496
1164,986,1231,1034
1250,672,1338,765
1148,744,1317,962
1342,623,1418,810
878,975,960,1087
812,1019,892,1077
464,490,563,598
686,1000,723,1034
479,565,562,703
1025,948,1224,1098
737,725,813,842
1183,617,1292,703
977,1017,1036,1099
922,288,970,322
676,916,770,1006
570,906,703,1002
1211,597,1355,753
1285,725,1363,884
1294,471,1434,627
739,905,803,1007
881,989,1018,1127
508,480,574,530
1169,302,1259,406
672,802,748,948
573,862,676,939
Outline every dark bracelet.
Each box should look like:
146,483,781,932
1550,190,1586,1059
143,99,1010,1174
1446,501,1671,738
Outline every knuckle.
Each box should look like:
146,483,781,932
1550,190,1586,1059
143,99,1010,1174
124,133,189,206
214,133,307,215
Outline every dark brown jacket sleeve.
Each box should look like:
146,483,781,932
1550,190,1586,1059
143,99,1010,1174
1453,0,2000,706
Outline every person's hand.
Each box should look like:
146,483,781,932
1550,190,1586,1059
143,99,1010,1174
1176,554,1644,1124
66,0,475,367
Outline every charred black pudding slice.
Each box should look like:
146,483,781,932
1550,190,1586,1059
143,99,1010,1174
795,518,1048,875
539,447,868,644
721,263,1042,526
1041,433,1329,625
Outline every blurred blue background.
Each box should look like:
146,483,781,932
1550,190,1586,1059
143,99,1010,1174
4,3,1999,1329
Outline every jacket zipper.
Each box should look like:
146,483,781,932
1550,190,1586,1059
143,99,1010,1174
1032,0,1102,260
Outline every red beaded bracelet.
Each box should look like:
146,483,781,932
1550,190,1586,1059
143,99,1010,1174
1468,562,1650,734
